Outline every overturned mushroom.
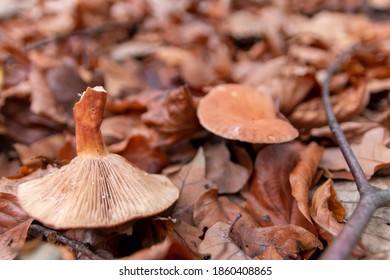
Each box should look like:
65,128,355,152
17,86,179,229
197,84,299,143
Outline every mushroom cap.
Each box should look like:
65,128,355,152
17,153,179,229
197,84,299,143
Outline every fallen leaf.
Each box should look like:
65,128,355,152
290,142,324,223
198,221,250,260
29,65,70,125
168,219,203,259
141,86,200,144
204,142,250,194
310,179,346,244
45,59,88,118
309,121,379,140
108,135,169,173
13,133,65,167
193,188,230,230
168,148,216,225
122,239,195,260
245,142,318,236
321,127,390,179
231,224,323,260
0,193,33,259
289,80,370,129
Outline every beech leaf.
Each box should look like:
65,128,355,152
204,142,250,194
168,148,216,225
310,179,346,244
0,193,33,259
198,221,250,260
321,127,390,179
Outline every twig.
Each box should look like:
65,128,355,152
320,45,390,259
28,223,106,260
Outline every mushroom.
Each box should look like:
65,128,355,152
197,84,299,143
17,86,179,229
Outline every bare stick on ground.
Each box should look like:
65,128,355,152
28,223,105,260
320,45,390,260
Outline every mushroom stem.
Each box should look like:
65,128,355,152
73,87,108,157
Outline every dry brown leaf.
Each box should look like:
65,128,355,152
310,179,346,244
45,59,88,118
310,121,379,140
254,245,284,260
231,224,323,260
289,80,369,129
13,133,65,167
193,188,230,230
122,239,195,260
108,135,169,173
245,142,317,235
168,220,203,259
232,57,316,115
204,142,250,194
290,142,324,223
0,154,20,178
321,127,390,179
0,193,33,259
141,86,200,144
29,66,70,125
215,194,322,259
98,56,143,98
198,221,250,260
168,148,216,225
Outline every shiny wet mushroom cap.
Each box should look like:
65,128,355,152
197,84,299,143
17,86,179,229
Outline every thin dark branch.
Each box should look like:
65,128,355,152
28,223,105,260
320,45,390,259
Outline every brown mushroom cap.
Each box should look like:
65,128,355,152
17,86,179,229
197,84,299,143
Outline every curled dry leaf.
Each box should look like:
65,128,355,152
141,86,200,144
246,142,317,236
0,193,33,260
310,179,345,245
290,142,324,223
204,142,250,194
289,80,369,129
321,127,390,179
198,221,250,260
